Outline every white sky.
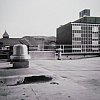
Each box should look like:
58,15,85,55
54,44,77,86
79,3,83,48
0,0,100,38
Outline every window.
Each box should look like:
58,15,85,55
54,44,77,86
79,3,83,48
72,25,81,30
92,26,99,32
92,33,98,39
74,33,81,37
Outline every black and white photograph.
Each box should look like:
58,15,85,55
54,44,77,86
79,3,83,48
0,0,100,100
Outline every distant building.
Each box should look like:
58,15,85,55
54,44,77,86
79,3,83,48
0,30,30,59
56,10,100,53
23,36,56,51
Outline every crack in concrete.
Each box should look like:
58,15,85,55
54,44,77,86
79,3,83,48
30,86,40,100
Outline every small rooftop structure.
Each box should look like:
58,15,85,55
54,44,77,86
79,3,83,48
3,30,9,38
79,9,90,18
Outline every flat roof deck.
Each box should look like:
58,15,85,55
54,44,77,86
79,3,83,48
0,57,100,100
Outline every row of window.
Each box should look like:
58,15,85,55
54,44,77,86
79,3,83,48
81,34,92,37
72,29,100,33
73,38,98,40
72,45,100,48
73,39,99,42
72,23,100,26
72,50,99,52
81,41,92,44
72,33,99,37
72,45,81,48
73,37,93,40
72,24,100,33
72,50,81,52
72,30,100,33
72,38,81,41
82,49,99,52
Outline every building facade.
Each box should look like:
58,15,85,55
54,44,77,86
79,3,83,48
56,16,100,53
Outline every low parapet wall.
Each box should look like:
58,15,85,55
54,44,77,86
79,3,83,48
29,51,56,60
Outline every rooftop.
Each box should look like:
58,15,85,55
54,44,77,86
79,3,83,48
73,16,100,24
0,57,100,100
0,38,30,46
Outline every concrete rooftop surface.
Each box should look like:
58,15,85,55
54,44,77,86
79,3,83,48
0,57,100,100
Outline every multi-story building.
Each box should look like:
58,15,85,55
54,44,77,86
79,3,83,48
56,10,100,53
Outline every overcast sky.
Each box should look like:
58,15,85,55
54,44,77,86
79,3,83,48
0,0,100,38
